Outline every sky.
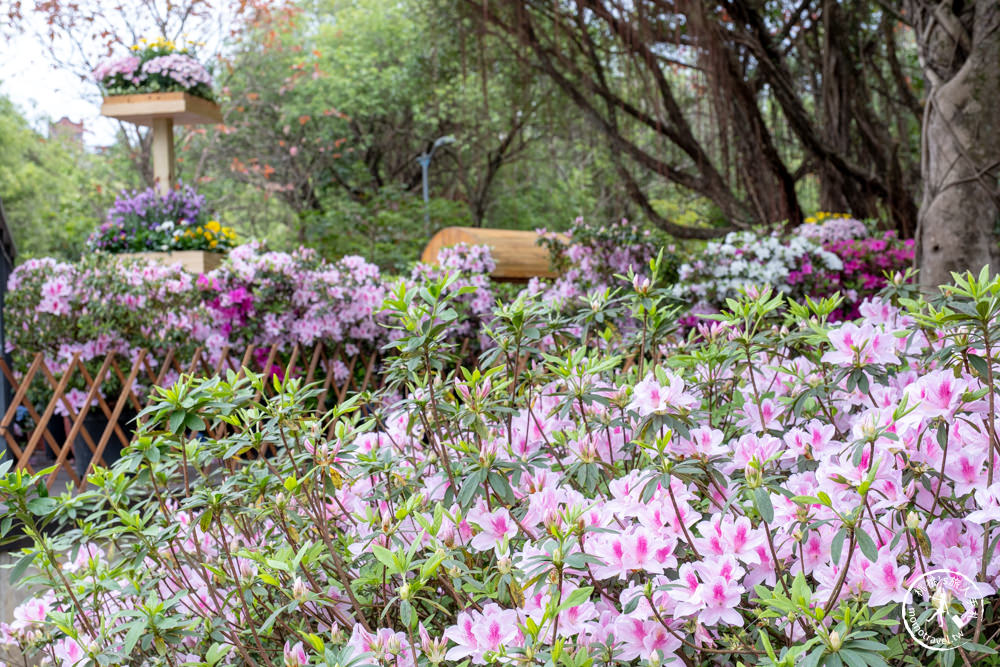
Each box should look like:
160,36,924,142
1,30,120,147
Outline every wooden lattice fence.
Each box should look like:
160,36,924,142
0,343,384,490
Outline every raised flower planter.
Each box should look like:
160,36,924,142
116,250,225,274
96,39,219,195
100,91,222,126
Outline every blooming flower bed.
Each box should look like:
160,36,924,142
2,262,999,666
3,241,501,413
93,37,214,101
87,183,237,254
673,215,914,321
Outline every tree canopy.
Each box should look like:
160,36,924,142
2,0,999,283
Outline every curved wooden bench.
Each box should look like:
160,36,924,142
421,227,567,281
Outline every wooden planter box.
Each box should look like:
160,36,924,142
117,250,224,274
100,91,222,126
421,227,568,281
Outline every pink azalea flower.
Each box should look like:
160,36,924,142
696,573,745,627
283,641,309,667
822,322,900,366
968,483,1000,524
347,626,413,667
589,528,677,580
904,370,967,419
628,371,697,416
11,594,53,631
692,515,767,565
444,604,521,665
612,615,683,662
864,548,910,606
735,398,783,432
53,635,88,666
466,506,518,553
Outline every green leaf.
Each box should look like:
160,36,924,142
967,354,990,378
370,545,398,572
206,642,231,666
184,413,206,431
9,552,36,584
855,528,878,562
168,410,185,434
123,621,145,655
754,487,774,523
556,587,593,613
837,649,867,667
831,527,847,564
960,641,997,655
800,645,825,667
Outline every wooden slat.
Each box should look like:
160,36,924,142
38,358,102,468
305,343,323,385
283,344,301,388
18,356,78,469
315,345,340,410
46,355,117,489
80,351,147,487
1,341,413,490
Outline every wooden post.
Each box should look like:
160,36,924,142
151,117,175,196
100,93,221,195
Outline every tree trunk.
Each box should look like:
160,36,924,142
911,0,1000,290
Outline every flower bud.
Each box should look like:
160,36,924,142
633,274,652,295
398,583,411,600
828,630,842,651
292,577,308,601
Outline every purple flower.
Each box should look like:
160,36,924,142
142,54,212,89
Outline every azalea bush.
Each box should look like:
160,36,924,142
4,256,1000,666
4,255,204,369
86,183,237,254
673,229,844,309
674,214,915,321
93,37,214,101
811,233,915,319
530,217,679,305
2,254,204,417
3,241,502,410
197,241,500,357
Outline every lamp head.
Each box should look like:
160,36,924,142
433,135,456,149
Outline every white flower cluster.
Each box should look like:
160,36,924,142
673,230,843,304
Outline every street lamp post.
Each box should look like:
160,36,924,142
417,135,455,237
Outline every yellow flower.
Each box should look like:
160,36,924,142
206,220,221,233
